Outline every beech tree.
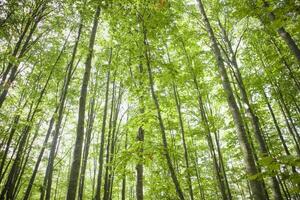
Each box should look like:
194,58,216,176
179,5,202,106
0,0,299,200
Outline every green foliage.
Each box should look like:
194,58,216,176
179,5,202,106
0,0,299,199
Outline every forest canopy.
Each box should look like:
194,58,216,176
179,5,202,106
0,0,300,199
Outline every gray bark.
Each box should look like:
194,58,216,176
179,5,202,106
196,1,266,199
66,6,101,200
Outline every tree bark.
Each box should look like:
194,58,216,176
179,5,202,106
103,74,117,200
66,6,101,200
172,84,194,200
262,90,290,156
94,49,112,200
22,113,56,200
44,22,82,200
262,0,300,64
78,96,96,200
143,25,185,200
135,127,144,200
196,1,266,199
121,132,128,200
0,2,48,108
218,19,282,200
136,55,145,200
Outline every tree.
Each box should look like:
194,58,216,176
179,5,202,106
0,0,299,199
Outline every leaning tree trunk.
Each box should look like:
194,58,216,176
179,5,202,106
78,94,96,200
0,51,57,199
44,22,82,200
14,120,41,199
22,113,56,200
196,0,266,199
172,84,194,200
218,19,282,200
143,23,185,199
0,114,20,179
270,37,300,91
262,90,291,156
180,38,230,200
0,2,48,109
66,6,101,200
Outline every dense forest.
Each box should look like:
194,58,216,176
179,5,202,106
0,0,300,199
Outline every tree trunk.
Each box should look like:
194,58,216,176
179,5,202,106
121,132,128,200
14,120,41,199
277,28,300,64
136,127,144,200
143,24,185,200
78,96,96,200
22,113,56,200
0,114,20,179
262,90,291,156
193,153,205,200
218,19,282,200
1,50,56,199
106,84,122,200
66,6,101,200
196,1,266,199
103,75,117,200
94,49,112,200
45,22,82,200
136,55,145,200
270,37,300,91
172,84,194,200
0,2,48,108
262,0,300,64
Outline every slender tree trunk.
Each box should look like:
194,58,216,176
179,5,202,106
121,132,128,200
22,113,56,200
262,90,291,156
0,2,48,108
0,114,20,179
259,57,300,156
276,85,300,150
278,99,300,156
135,126,144,200
180,37,231,199
218,19,282,200
54,166,61,200
106,85,122,200
193,154,205,200
14,120,41,199
143,24,185,199
94,49,112,200
1,50,56,199
184,47,230,199
136,57,145,200
262,0,300,64
214,131,233,200
172,84,194,200
196,1,266,199
193,74,229,200
206,97,233,199
270,37,300,91
103,75,116,200
78,96,96,200
0,106,34,199
44,22,82,200
66,6,101,200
